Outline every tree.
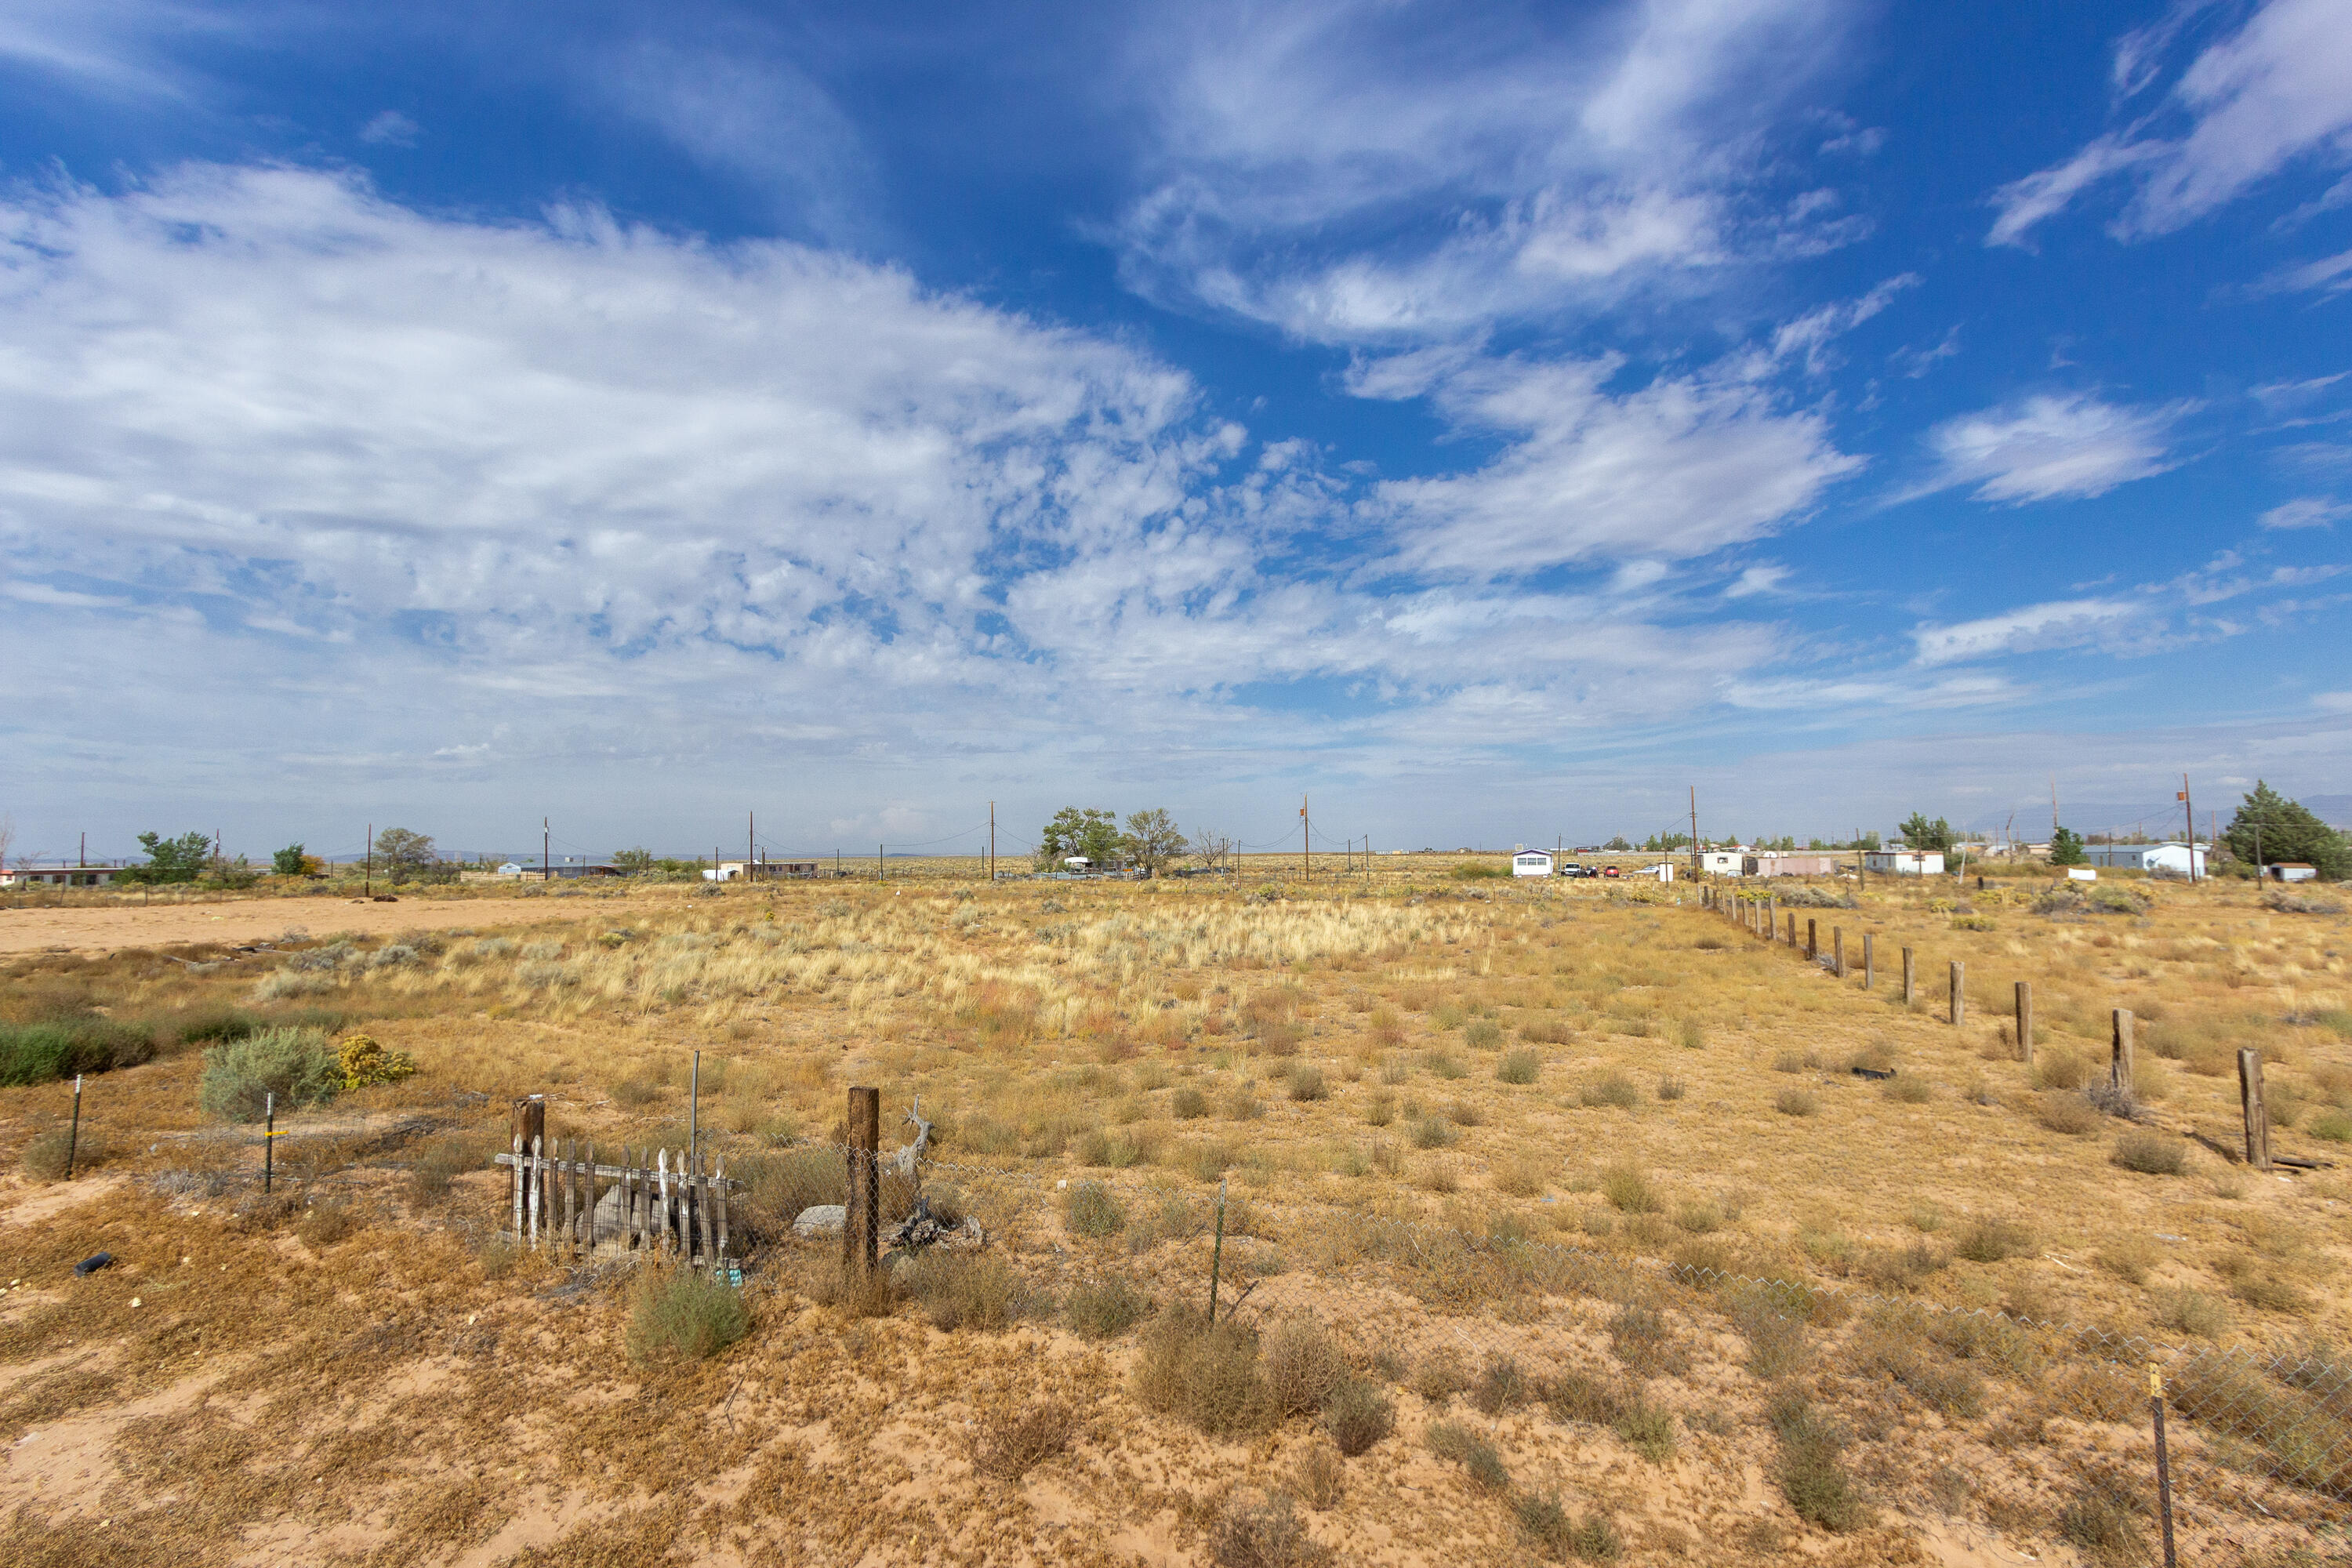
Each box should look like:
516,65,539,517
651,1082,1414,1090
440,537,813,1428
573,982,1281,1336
1121,809,1188,877
612,847,655,876
372,827,439,885
271,843,314,877
1603,836,1631,851
0,814,13,873
2049,827,2086,866
1038,808,1121,869
1898,813,1955,852
1190,827,1236,872
122,830,212,884
2223,782,2350,880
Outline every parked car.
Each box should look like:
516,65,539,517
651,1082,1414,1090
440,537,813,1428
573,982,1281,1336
1559,863,1590,877
1601,866,1621,878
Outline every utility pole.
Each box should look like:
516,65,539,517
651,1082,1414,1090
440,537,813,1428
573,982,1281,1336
543,817,551,882
78,831,85,868
1300,793,1310,880
2049,777,2060,837
878,842,884,879
749,810,756,884
1689,786,1701,883
989,800,996,883
2178,774,2197,883
365,823,374,897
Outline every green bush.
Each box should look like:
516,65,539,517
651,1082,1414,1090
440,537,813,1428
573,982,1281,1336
2303,1109,2350,1142
197,1026,339,1122
2112,1131,2187,1175
1132,1305,1275,1436
1465,1019,1503,1049
1953,1216,2034,1263
626,1267,750,1363
1580,1071,1639,1109
1426,1421,1509,1490
20,1126,103,1181
1769,1391,1865,1532
1066,1277,1152,1339
1319,1378,1394,1456
1515,1493,1621,1562
0,1018,156,1087
901,1251,1015,1330
1065,1179,1126,1237
1600,1163,1658,1214
1497,1048,1540,1084
1171,1085,1210,1120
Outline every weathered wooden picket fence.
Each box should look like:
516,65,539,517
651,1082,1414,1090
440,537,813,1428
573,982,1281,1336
493,1135,739,1265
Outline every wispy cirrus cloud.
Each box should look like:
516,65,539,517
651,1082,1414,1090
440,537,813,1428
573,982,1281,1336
1990,0,2352,246
1915,394,2192,504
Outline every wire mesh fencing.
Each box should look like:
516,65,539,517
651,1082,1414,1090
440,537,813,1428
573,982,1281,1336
750,1134,2346,1566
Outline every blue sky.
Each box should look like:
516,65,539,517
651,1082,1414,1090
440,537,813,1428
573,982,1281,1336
1,0,2348,862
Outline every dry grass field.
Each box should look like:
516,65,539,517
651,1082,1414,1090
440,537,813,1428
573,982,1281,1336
1,861,2346,1566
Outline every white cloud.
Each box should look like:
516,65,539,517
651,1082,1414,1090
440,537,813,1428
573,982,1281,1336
1911,598,2143,666
1351,350,1862,574
1990,0,2352,245
1111,0,1861,339
0,162,1901,839
1918,394,2191,503
1724,564,1791,598
358,109,419,147
2314,690,2352,712
2250,245,2352,296
2259,495,2347,528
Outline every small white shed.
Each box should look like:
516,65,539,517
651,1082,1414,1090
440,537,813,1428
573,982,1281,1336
1864,849,1945,876
1512,851,1554,878
1697,850,1744,877
2084,842,2207,876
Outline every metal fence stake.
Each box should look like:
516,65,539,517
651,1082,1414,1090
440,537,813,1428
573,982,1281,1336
1207,1177,1228,1323
2150,1363,2178,1568
65,1074,83,1179
264,1091,274,1193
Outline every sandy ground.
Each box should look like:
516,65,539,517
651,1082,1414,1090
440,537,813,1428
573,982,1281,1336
0,897,568,956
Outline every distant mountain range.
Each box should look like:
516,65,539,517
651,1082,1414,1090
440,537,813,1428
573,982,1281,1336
1962,793,2352,838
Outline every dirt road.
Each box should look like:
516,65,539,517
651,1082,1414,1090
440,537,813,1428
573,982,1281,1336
0,896,576,956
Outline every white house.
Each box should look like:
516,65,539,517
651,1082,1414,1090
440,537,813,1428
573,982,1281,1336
0,864,125,887
2084,842,2207,877
1864,848,1945,876
1512,851,1554,877
1697,849,1744,877
2268,862,2320,884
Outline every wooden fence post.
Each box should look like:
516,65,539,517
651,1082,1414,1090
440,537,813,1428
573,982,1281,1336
528,1134,543,1248
510,1095,544,1225
845,1085,880,1275
1901,946,1915,1006
1950,962,1965,1026
1833,927,1844,978
2238,1050,2271,1171
1806,918,1817,959
1766,895,1777,938
1863,932,1874,989
2111,1009,2136,1095
2016,982,2034,1065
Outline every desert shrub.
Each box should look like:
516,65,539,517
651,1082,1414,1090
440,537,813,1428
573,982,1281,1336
1222,1086,1265,1120
1172,1085,1210,1120
1609,1304,1686,1377
1726,1289,1808,1378
1210,1492,1334,1568
1264,1320,1348,1417
2112,1131,2187,1175
613,1077,660,1107
2094,1236,2161,1286
19,1126,102,1181
1515,1493,1622,1563
1427,1051,1467,1080
1409,1348,1468,1404
408,1135,480,1203
626,1267,750,1361
1522,1018,1575,1045
1542,1369,1630,1427
1615,1401,1676,1463
1773,1087,1818,1117
1580,1071,1640,1109
2152,1287,2230,1337
1067,1277,1152,1339
336,1033,416,1091
1600,1163,1658,1214
1409,1114,1458,1149
1065,1180,1126,1238
1768,1390,1865,1532
1656,1074,1686,1101
1291,1440,1346,1511
1771,1051,1806,1073
2309,1109,2352,1142
1465,1018,1503,1050
296,1197,358,1248
901,1251,1014,1330
1859,1331,1984,1417
198,1026,340,1122
1320,1379,1394,1455
735,1147,843,1242
1885,1075,1934,1104
0,1017,157,1087
1497,1048,1540,1084
1446,1098,1483,1127
1134,1305,1275,1436
1469,1356,1533,1414
1953,1216,2034,1263
1287,1066,1328,1102
971,1399,1078,1482
2034,1091,2103,1134
1425,1422,1509,1490
2223,1269,2313,1316
2034,1051,2091,1091
2056,1473,2146,1565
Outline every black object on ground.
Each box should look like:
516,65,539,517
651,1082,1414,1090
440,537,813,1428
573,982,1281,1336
73,1252,114,1276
